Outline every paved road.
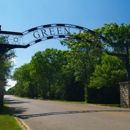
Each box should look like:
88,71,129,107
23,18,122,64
4,95,130,130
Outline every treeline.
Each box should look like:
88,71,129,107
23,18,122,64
6,23,130,103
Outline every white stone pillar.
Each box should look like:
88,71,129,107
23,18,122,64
119,82,130,107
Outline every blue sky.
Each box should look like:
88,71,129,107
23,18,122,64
0,0,130,88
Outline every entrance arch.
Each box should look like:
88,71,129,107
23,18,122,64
0,23,109,47
0,23,130,107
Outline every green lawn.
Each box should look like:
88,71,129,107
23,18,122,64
0,103,22,130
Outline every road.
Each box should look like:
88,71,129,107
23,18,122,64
4,95,130,130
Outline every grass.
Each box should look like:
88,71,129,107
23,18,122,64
48,100,121,107
46,99,87,104
0,103,22,130
91,103,120,107
51,100,122,108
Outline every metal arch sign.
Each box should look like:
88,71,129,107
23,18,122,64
0,23,110,57
22,24,87,46
0,23,127,58
0,23,106,47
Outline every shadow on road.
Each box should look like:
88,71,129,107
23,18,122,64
4,98,30,104
11,107,28,114
17,109,130,119
4,98,29,115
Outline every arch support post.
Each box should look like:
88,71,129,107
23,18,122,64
119,41,130,107
0,79,5,113
125,41,130,81
119,82,130,107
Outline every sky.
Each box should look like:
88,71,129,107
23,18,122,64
0,0,130,89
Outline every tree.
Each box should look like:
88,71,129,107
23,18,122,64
89,54,126,89
61,32,103,102
90,23,130,88
87,23,130,103
94,23,130,44
12,63,35,97
31,48,68,99
61,23,130,102
11,48,85,101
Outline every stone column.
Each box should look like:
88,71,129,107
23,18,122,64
119,82,130,107
0,79,5,112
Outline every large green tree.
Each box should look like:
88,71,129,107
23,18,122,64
89,23,130,88
61,32,103,101
87,23,130,103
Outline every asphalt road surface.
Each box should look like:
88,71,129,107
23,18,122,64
4,95,130,130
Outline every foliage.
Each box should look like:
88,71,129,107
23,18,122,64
10,48,84,101
94,23,130,43
7,23,130,104
61,32,103,82
89,54,126,89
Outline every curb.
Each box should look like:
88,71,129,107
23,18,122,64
5,102,30,130
14,116,30,130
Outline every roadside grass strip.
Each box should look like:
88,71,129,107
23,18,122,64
0,103,22,130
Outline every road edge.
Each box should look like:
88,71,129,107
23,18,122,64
14,116,30,130
5,101,30,130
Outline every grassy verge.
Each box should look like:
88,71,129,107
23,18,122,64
0,103,22,130
91,103,120,107
51,100,122,108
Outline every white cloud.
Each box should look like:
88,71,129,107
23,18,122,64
10,57,17,63
5,79,17,90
